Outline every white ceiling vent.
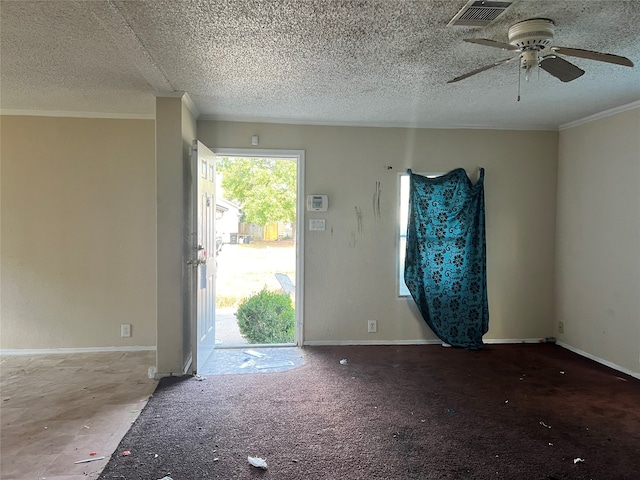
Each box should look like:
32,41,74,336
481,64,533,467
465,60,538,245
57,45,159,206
448,1,514,27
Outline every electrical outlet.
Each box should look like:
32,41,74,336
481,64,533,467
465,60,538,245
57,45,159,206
121,324,131,338
368,320,377,333
557,321,564,334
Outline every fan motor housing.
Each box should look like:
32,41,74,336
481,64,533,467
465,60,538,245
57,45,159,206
508,18,554,50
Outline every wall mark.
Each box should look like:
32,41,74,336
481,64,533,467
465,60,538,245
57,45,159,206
349,230,356,248
355,206,364,233
373,181,382,220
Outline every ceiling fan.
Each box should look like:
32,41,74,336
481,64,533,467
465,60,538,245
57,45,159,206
448,18,634,84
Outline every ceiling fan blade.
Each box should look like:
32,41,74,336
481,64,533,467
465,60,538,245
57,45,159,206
551,46,634,67
539,55,585,82
447,57,517,83
464,38,519,51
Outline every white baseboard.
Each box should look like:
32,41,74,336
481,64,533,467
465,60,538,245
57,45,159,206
0,346,156,356
483,338,544,344
557,341,640,380
303,339,442,346
303,338,544,347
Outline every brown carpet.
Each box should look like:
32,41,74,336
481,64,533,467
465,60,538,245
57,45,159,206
98,344,640,479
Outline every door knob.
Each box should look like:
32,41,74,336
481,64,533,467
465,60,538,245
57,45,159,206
187,258,207,266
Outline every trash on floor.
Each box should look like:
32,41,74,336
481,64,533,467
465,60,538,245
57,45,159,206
74,456,105,464
539,421,552,428
243,349,268,358
122,450,131,456
256,361,295,369
239,359,256,368
198,346,303,375
248,456,268,469
339,359,348,365
573,457,585,464
157,477,174,480
194,374,206,381
447,408,456,413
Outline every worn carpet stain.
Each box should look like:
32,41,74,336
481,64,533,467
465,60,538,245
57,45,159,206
98,344,640,480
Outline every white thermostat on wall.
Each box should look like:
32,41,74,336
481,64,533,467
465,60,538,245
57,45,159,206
306,194,328,211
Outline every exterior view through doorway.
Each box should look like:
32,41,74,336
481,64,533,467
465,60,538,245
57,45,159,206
198,149,304,374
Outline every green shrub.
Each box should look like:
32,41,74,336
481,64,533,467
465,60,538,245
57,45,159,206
236,289,295,344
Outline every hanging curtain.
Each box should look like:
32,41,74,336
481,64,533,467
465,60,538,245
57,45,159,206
404,168,488,349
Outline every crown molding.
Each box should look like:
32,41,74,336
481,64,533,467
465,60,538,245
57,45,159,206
198,114,556,131
0,109,154,119
560,100,640,130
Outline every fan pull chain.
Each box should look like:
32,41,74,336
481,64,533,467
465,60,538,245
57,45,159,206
517,63,521,102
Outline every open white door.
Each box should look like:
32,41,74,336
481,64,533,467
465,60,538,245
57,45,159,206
189,141,217,373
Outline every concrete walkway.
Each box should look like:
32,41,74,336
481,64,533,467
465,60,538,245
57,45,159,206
215,307,248,345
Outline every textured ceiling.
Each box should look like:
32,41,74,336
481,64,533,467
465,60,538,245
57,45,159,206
1,0,639,129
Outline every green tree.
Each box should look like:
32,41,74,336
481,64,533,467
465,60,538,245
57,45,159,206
216,156,296,226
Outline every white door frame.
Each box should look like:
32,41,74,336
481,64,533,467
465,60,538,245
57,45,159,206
211,148,305,346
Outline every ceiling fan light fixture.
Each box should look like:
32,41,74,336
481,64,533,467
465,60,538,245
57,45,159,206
520,50,539,81
508,18,555,50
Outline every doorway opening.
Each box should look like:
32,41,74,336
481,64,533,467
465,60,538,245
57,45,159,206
198,149,304,375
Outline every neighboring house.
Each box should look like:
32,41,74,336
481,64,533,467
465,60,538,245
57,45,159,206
216,196,241,245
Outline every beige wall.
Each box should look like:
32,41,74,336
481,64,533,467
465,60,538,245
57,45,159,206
181,99,197,371
199,121,559,344
4,108,636,379
556,107,640,375
1,115,156,349
155,96,198,374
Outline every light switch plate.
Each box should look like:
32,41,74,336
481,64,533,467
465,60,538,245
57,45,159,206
309,219,326,231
